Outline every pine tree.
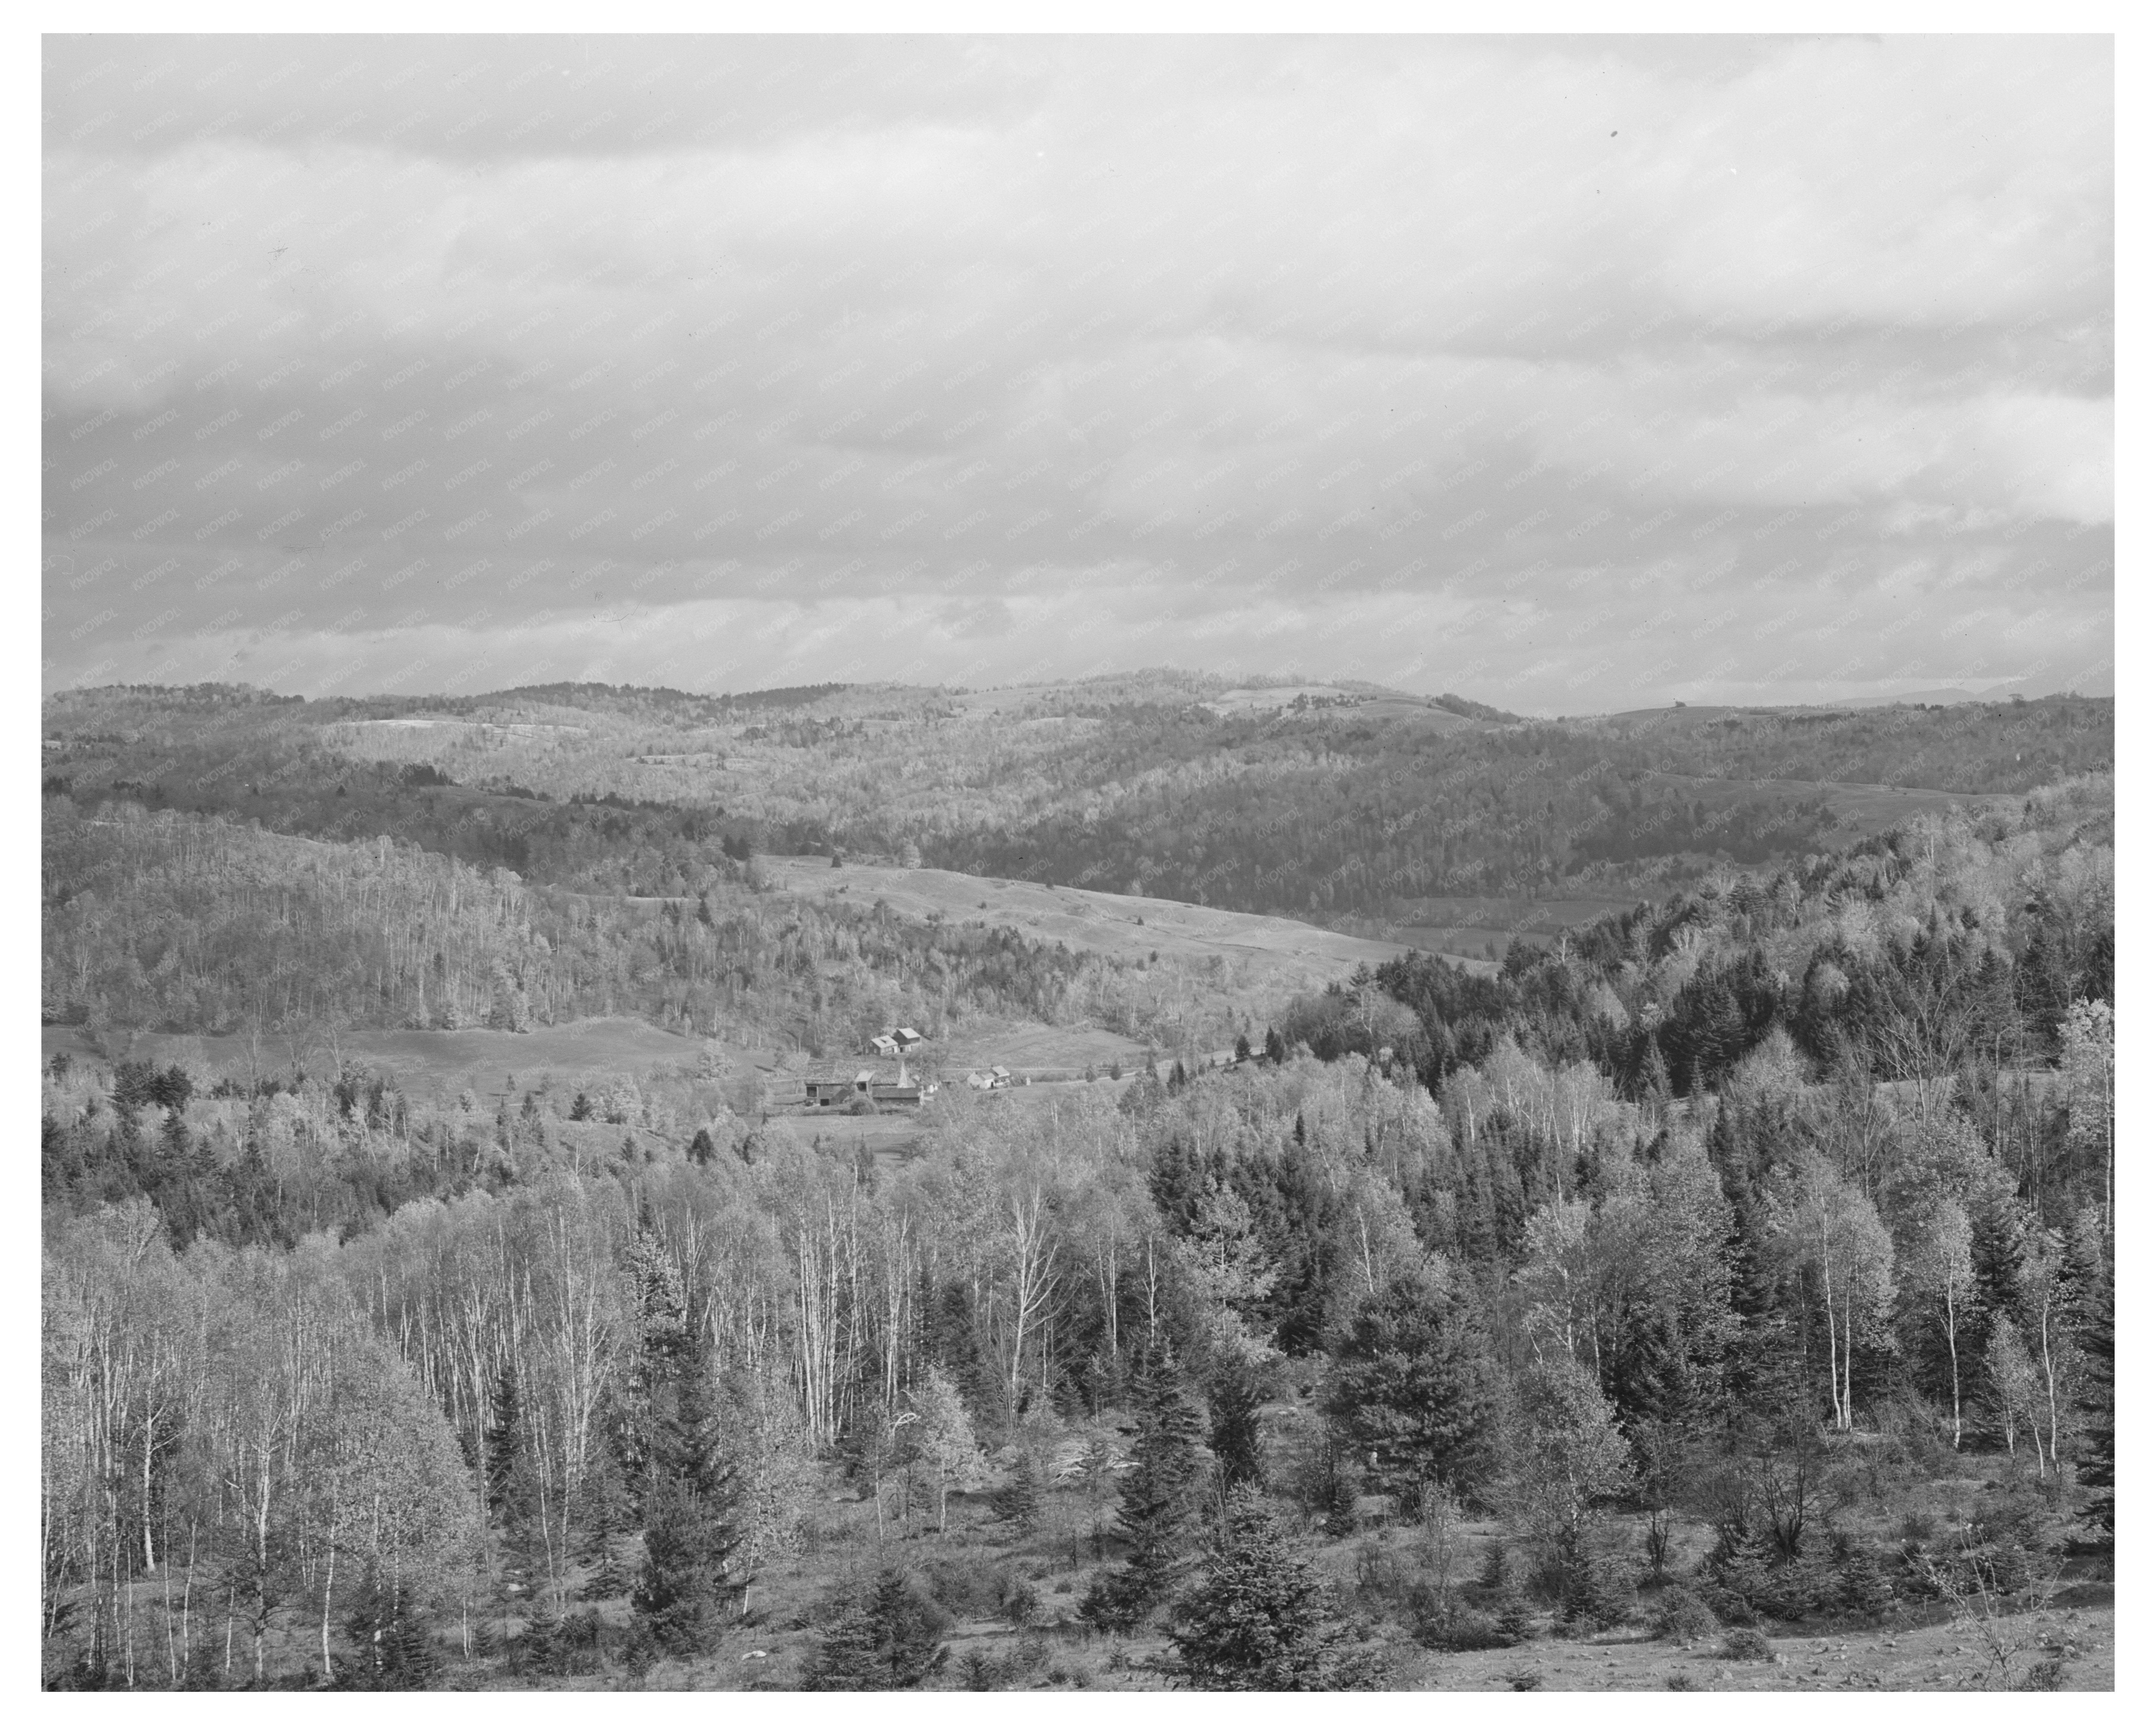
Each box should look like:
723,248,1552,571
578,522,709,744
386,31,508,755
1322,1279,1501,1516
631,1339,744,1656
485,1359,525,1518
2066,1217,2113,1544
804,1568,950,1690
574,1444,633,1601
1166,1489,1369,1691
991,1454,1042,1535
1209,1359,1266,1494
1081,1346,1204,1630
611,1225,689,1521
486,1359,547,1607
339,1566,439,1691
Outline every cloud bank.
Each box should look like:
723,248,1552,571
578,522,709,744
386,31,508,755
43,34,2112,710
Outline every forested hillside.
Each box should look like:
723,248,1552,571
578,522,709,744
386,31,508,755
41,800,1244,1060
41,681,2112,922
42,743,2114,1689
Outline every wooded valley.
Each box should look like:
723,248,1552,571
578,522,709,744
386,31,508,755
40,679,2115,1691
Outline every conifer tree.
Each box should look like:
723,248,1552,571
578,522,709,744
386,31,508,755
1167,1490,1368,1691
1322,1278,1501,1516
1209,1359,1267,1494
804,1568,949,1690
1081,1345,1204,1630
631,1339,743,1656
991,1453,1043,1534
485,1359,549,1609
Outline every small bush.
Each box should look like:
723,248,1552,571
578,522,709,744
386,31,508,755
918,1554,1011,1619
1833,1542,1898,1619
1665,1671,1700,1691
2018,1656,2067,1691
1720,1627,1776,1663
1557,1534,1638,1630
1653,1586,1720,1646
1493,1590,1536,1646
1502,1666,1544,1692
1414,1605,1514,1652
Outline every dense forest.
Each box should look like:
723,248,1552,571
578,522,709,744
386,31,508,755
41,704,2114,1688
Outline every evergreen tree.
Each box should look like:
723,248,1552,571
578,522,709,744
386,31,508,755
1322,1277,1501,1516
991,1454,1043,1534
1209,1358,1267,1494
804,1568,950,1690
483,1358,550,1610
1081,1346,1205,1630
339,1565,439,1691
485,1358,526,1519
1166,1490,1370,1691
631,1339,743,1656
610,1225,689,1521
2067,1217,2114,1544
574,1443,633,1600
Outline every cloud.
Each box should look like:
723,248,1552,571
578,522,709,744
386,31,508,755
42,34,2112,710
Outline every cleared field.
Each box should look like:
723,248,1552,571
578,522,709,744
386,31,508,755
43,1015,703,1098
934,1018,1153,1078
762,855,1454,981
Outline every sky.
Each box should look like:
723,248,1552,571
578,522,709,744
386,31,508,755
41,33,2114,713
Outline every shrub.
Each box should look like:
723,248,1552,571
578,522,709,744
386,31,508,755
1721,1627,1776,1663
2018,1656,2067,1691
1503,1666,1544,1691
1665,1671,1700,1691
1556,1533,1638,1630
1653,1586,1721,1646
1413,1605,1514,1652
1832,1541,1898,1618
918,1554,1010,1620
1493,1590,1536,1646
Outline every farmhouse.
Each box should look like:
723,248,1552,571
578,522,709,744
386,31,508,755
804,1068,926,1108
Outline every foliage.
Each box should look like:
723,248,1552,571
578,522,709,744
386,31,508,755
1166,1490,1373,1691
1322,1277,1502,1515
804,1568,951,1691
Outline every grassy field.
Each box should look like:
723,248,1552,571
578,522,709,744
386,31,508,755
42,1016,705,1100
763,855,1450,981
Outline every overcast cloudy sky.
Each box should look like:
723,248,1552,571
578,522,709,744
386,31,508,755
42,34,2112,712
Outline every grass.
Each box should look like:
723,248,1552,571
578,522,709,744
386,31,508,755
761,854,1444,984
42,1015,704,1100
